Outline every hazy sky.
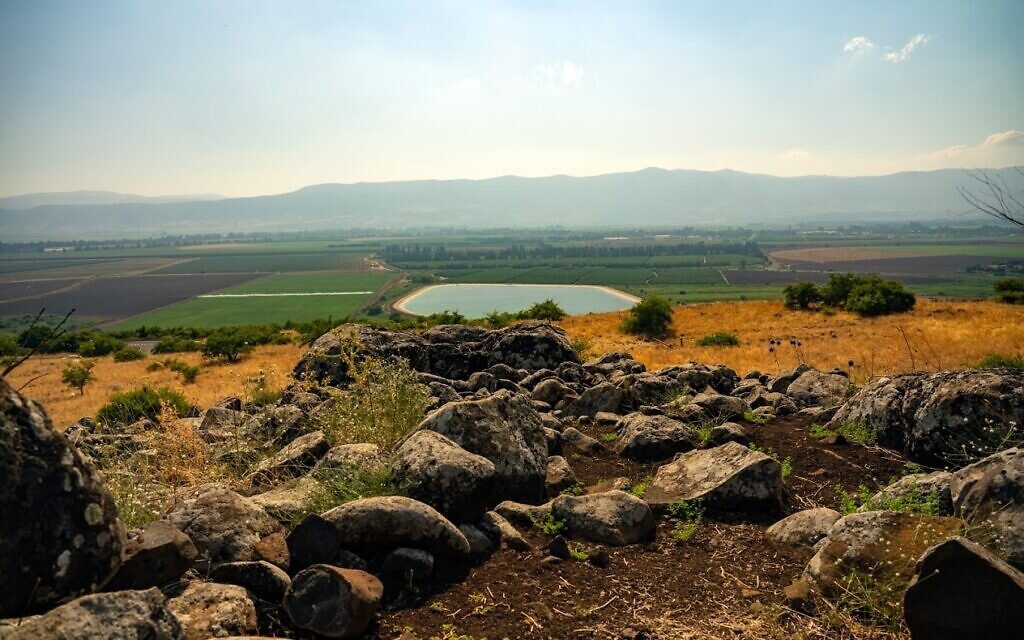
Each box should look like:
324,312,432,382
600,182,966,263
2,0,1023,197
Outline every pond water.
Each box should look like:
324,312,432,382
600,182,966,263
397,283,639,318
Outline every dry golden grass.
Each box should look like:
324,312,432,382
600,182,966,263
560,299,1024,382
4,343,304,428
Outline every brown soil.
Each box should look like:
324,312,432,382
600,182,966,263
365,415,908,639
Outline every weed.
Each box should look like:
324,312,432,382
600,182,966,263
598,432,618,443
810,420,878,445
568,543,590,561
243,367,281,406
742,408,768,424
303,464,399,519
559,483,584,496
312,346,431,450
975,352,1024,369
829,567,907,633
834,482,942,516
627,475,653,498
570,336,594,360
531,512,568,535
667,499,704,544
748,443,792,478
428,601,449,614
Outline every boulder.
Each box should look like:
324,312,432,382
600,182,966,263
459,524,497,558
106,521,198,591
705,421,750,447
198,407,263,443
550,490,656,546
381,547,434,582
765,508,841,547
546,456,578,497
615,413,697,462
209,561,291,602
950,447,1024,567
417,390,548,503
166,582,258,640
786,370,851,407
391,430,496,522
804,511,964,595
283,565,383,639
767,364,813,394
562,383,624,417
287,514,342,573
321,496,470,557
825,369,1024,466
315,443,382,472
532,378,569,407
249,430,330,486
645,442,783,511
687,392,749,420
250,475,320,522
559,426,605,455
0,378,124,616
478,510,532,552
2,588,182,640
479,322,580,372
904,536,1024,640
163,484,283,571
494,499,553,529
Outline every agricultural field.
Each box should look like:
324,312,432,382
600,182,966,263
111,271,395,329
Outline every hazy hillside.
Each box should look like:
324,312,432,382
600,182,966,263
2,167,1021,239
0,190,224,211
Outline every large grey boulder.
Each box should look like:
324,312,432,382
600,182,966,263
550,490,655,546
321,496,470,557
417,390,548,503
166,582,257,640
765,508,841,547
198,407,263,443
0,378,125,616
686,392,749,420
561,383,624,417
164,484,283,571
284,565,383,639
904,536,1024,640
826,369,1024,466
545,456,578,497
615,413,697,462
391,430,496,522
645,442,783,511
804,511,964,595
786,369,851,407
951,447,1024,567
106,521,198,591
2,588,182,640
315,443,382,472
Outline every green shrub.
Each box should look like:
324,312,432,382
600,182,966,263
162,359,201,384
667,499,704,544
301,464,399,522
522,298,566,320
113,347,146,362
0,335,21,362
994,278,1024,304
834,482,942,516
622,295,673,338
78,333,126,357
424,310,467,325
202,329,253,362
153,336,202,353
783,281,821,310
976,353,1024,369
627,475,653,498
809,420,878,445
845,277,916,316
819,273,861,307
696,331,739,347
97,386,189,425
62,360,96,394
531,512,567,535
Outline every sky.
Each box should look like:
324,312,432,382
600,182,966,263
1,0,1023,197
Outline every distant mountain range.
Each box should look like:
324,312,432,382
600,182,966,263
2,167,1021,239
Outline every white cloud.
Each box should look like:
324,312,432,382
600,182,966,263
535,60,584,89
457,77,482,93
779,148,812,161
883,34,929,63
917,130,1024,168
842,36,875,55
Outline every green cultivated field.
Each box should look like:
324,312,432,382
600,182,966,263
112,271,393,329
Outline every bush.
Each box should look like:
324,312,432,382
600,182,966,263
820,273,861,307
202,329,253,362
845,277,916,316
782,281,821,309
994,277,1024,304
113,347,146,362
522,298,566,321
696,331,739,347
153,336,202,353
976,353,1024,369
96,386,189,425
77,333,126,357
622,296,673,338
163,359,201,384
61,360,96,394
424,310,467,325
0,335,21,359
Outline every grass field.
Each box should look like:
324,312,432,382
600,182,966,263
111,271,394,329
561,299,1024,382
154,251,370,273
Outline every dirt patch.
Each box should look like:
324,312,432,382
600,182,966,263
370,415,908,639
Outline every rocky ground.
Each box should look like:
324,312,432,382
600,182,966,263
2,321,1023,639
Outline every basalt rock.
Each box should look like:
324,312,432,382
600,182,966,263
284,565,383,639
0,377,125,616
2,588,182,640
321,496,471,558
645,442,783,511
391,430,496,522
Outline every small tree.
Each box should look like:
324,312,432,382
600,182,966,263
819,273,860,307
783,282,821,309
202,330,251,362
62,360,96,395
994,278,1024,304
622,296,674,338
522,299,567,320
845,277,916,316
